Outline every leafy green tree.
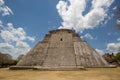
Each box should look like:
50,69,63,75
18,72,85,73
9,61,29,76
115,52,120,61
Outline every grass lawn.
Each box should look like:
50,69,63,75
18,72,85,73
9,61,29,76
0,67,120,80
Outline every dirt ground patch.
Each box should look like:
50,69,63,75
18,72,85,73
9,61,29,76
0,68,120,80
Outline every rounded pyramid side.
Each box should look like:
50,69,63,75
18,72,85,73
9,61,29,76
74,41,110,67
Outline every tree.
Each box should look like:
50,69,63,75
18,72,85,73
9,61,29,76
115,52,120,61
0,52,17,67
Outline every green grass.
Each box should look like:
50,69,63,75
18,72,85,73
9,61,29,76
0,68,120,80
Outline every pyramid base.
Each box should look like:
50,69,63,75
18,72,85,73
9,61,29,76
85,65,117,68
9,65,117,71
9,66,86,71
33,66,86,71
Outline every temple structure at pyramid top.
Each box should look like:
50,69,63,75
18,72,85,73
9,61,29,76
11,29,113,70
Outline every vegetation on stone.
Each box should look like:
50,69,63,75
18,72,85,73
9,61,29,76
115,52,120,61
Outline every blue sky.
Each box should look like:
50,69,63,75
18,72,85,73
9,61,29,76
0,0,120,58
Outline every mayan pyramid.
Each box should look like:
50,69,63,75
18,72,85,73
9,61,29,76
14,29,111,70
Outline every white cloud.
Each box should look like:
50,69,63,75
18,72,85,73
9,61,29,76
0,6,13,16
27,36,35,42
91,0,114,8
0,43,14,49
0,20,3,27
56,0,114,32
0,23,34,42
95,49,105,55
81,33,94,40
14,47,30,58
113,6,116,10
0,0,4,6
16,41,30,48
0,22,35,59
0,43,15,57
0,0,13,16
117,38,120,41
0,0,31,59
0,23,26,42
107,42,120,53
0,42,30,59
106,37,120,53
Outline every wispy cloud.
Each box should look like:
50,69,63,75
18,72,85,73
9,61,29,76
0,0,13,16
107,32,119,36
0,20,3,27
117,38,120,41
81,33,94,40
107,32,111,36
56,0,114,32
95,49,105,55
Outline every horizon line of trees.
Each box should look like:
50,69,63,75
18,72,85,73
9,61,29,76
0,52,24,68
0,51,120,68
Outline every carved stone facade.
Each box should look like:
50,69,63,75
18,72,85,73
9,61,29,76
14,29,112,70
